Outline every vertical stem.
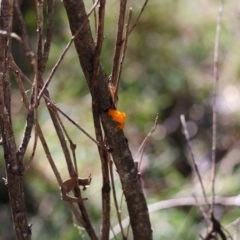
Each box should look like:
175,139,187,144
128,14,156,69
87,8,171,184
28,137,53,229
111,0,127,88
0,0,31,239
211,0,223,212
91,1,111,238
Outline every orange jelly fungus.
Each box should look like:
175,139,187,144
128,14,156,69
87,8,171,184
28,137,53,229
108,109,126,129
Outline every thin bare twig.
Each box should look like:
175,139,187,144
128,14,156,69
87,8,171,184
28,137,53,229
119,189,124,211
0,30,21,42
32,1,44,175
9,54,35,167
9,59,102,148
138,114,158,171
34,121,86,227
41,0,54,73
68,202,86,227
193,193,209,224
110,0,127,90
133,114,158,170
9,55,29,109
13,0,37,73
92,0,98,37
115,7,132,104
122,112,158,239
128,0,149,36
49,104,78,174
35,0,43,68
180,115,210,208
38,95,96,237
48,105,97,238
21,0,97,229
47,101,101,147
35,122,63,182
110,224,118,240
109,160,126,239
91,1,111,239
41,78,97,238
111,194,240,238
211,0,223,212
24,130,38,172
37,0,99,101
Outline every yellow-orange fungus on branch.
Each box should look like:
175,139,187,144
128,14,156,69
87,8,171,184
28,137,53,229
108,109,126,129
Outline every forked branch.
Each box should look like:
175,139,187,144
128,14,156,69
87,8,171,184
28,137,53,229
62,0,153,239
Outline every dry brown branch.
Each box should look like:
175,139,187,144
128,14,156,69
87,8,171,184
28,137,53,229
0,1,31,239
9,55,29,109
9,55,36,166
128,0,149,36
32,0,98,237
62,0,152,238
35,121,63,186
24,130,38,172
91,0,112,239
36,0,43,72
2,0,155,239
34,120,87,227
9,57,101,150
53,109,78,174
47,100,101,147
193,193,209,226
37,0,99,101
44,98,97,238
41,0,54,73
110,0,127,93
13,0,37,73
109,159,126,239
92,0,98,37
115,7,132,102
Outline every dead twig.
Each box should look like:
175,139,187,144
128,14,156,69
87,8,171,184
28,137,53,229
9,58,102,148
48,103,79,176
111,194,240,238
180,114,210,208
0,30,21,42
128,0,149,36
92,0,98,37
110,0,127,96
109,159,126,239
41,0,54,73
211,0,223,212
34,120,87,226
9,55,29,109
37,0,99,101
63,0,153,237
115,7,132,105
9,55,36,166
139,114,158,171
91,1,111,238
193,193,209,226
0,1,31,239
202,2,225,239
13,0,37,73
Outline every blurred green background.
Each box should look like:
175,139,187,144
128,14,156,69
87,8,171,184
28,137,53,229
1,0,240,239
